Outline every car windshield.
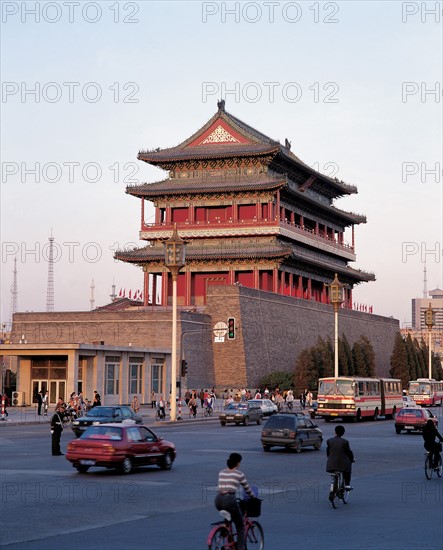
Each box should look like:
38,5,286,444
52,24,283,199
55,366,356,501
86,407,115,418
81,426,122,440
224,403,239,411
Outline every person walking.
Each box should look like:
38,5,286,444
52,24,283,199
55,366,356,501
50,405,65,456
42,391,49,415
37,391,43,415
131,395,140,414
326,424,355,490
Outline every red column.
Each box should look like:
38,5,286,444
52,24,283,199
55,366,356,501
289,273,293,296
298,275,303,298
307,278,312,300
185,270,191,306
152,274,157,305
253,268,259,289
273,268,279,293
276,191,280,220
143,271,149,306
229,269,235,285
162,272,168,306
290,211,295,224
141,199,145,229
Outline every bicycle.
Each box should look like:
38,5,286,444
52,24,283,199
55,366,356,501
204,405,214,417
207,498,264,550
328,471,351,509
424,452,442,480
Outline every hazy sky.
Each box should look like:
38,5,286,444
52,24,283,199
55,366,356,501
1,1,442,328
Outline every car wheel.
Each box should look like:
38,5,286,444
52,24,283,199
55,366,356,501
76,465,89,473
373,408,379,421
314,439,322,450
243,416,249,426
294,439,302,453
120,457,132,474
324,417,331,423
257,415,263,425
75,433,81,438
356,409,362,422
263,445,271,452
160,451,174,470
395,427,401,434
220,421,226,426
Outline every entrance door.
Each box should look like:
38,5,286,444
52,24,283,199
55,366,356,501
32,380,48,403
49,380,66,405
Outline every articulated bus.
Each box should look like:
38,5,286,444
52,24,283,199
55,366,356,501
317,377,403,422
408,379,443,407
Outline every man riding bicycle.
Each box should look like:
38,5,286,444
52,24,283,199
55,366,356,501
215,453,256,550
326,424,355,490
423,419,443,468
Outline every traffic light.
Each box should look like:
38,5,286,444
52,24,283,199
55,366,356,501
180,359,188,377
227,317,235,340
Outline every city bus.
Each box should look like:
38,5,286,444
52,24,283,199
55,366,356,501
316,377,403,422
408,379,443,407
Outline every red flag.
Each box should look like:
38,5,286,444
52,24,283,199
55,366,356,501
129,289,132,299
118,288,123,298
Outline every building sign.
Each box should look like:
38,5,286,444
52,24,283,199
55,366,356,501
213,322,228,343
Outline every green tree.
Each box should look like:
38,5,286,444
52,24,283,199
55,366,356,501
389,332,409,388
340,334,354,376
352,341,366,376
359,335,376,377
405,334,418,380
294,348,317,393
259,371,294,392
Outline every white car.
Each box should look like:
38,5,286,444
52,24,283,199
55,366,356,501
248,399,278,417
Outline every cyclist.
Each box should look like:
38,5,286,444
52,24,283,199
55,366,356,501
326,424,355,491
215,453,256,550
156,395,166,420
422,419,443,469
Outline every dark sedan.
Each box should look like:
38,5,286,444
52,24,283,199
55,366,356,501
219,402,263,426
261,413,323,452
66,424,176,474
71,406,142,437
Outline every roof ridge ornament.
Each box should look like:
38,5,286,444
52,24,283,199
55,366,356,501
217,99,226,112
285,138,291,150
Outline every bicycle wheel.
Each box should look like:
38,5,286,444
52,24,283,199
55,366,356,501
342,487,350,504
208,525,231,550
425,455,433,480
246,520,264,549
436,457,442,478
329,475,340,509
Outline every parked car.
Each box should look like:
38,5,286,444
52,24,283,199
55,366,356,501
219,402,263,426
395,407,438,434
248,399,278,417
71,406,142,437
261,412,323,452
66,423,176,474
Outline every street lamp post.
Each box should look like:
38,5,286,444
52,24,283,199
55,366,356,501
424,303,435,379
327,273,345,378
164,225,186,421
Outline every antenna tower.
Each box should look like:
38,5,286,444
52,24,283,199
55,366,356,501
423,264,428,299
110,279,117,302
9,257,18,328
90,279,95,311
46,232,55,311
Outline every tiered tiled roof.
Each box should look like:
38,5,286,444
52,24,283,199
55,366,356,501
138,102,357,199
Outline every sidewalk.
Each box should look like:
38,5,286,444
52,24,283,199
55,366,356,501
0,403,221,427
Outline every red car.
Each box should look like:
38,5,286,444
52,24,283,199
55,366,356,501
66,423,176,474
395,407,438,434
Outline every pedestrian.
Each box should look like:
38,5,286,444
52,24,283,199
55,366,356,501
151,391,156,409
131,395,140,414
299,392,306,409
50,405,65,456
184,389,191,405
189,395,197,418
199,389,205,408
42,391,49,416
37,390,43,415
92,392,101,407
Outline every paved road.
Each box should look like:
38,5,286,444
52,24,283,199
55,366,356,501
1,410,442,549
